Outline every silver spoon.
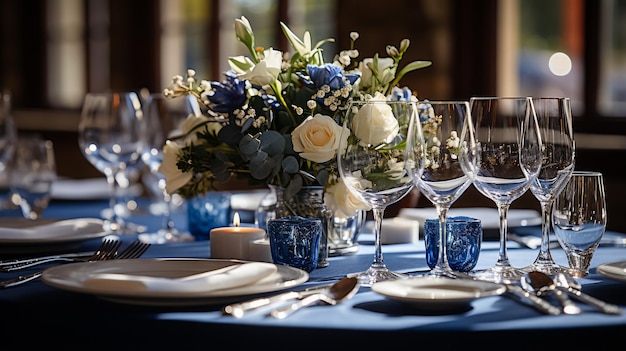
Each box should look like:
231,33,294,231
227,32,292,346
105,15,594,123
555,273,622,315
522,271,582,315
269,276,359,319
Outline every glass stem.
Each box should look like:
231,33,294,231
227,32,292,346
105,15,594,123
105,171,122,233
432,206,452,274
495,203,512,268
370,207,387,268
534,199,555,263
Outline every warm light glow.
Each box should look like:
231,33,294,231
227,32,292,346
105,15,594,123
548,52,572,76
233,212,240,227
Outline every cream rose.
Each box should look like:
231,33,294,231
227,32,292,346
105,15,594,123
324,178,371,219
351,96,399,146
158,140,193,194
291,114,343,163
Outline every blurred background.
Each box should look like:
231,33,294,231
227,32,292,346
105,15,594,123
1,0,625,231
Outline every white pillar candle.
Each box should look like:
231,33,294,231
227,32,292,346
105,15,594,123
248,238,273,262
381,217,420,244
210,212,266,260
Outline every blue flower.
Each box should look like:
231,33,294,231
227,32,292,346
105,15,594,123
207,71,247,113
389,86,414,102
299,64,360,90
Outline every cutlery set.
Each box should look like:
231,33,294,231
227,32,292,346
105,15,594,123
223,277,359,319
0,239,150,288
507,270,621,315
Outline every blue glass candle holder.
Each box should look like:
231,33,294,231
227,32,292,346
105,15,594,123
267,216,322,273
187,191,232,241
424,216,482,272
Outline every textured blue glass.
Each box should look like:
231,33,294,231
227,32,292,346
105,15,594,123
268,216,322,273
424,216,482,272
187,192,232,241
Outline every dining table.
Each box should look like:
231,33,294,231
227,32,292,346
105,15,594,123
1,191,626,349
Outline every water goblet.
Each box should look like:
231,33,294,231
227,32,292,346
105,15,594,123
406,100,474,278
337,98,424,287
78,92,146,234
9,136,57,220
552,171,607,277
138,93,196,244
460,96,542,283
522,97,576,274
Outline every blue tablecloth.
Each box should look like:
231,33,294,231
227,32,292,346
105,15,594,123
1,198,626,348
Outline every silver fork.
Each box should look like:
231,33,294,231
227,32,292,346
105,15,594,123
0,239,121,272
0,239,149,288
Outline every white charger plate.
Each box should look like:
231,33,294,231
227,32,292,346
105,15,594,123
398,207,541,229
42,258,309,306
372,277,506,311
0,218,107,254
597,261,626,283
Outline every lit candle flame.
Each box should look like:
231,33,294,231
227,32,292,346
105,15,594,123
233,212,240,227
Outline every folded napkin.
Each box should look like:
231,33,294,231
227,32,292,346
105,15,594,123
0,218,104,240
82,262,279,293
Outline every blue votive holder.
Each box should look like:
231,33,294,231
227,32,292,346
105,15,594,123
187,191,232,241
424,216,482,272
267,216,322,273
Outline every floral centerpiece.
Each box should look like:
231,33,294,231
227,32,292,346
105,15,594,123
159,16,431,219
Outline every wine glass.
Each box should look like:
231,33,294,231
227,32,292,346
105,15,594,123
337,98,424,287
552,171,607,277
138,93,195,244
522,97,576,274
78,92,146,234
9,135,57,219
406,100,474,278
460,96,542,283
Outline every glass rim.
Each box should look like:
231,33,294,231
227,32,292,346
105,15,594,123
571,170,603,176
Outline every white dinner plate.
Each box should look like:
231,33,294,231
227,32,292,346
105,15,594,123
597,261,626,283
398,207,542,230
0,218,108,254
371,277,506,311
50,178,143,200
42,258,309,306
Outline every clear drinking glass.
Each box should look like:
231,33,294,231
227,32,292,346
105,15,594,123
460,96,542,283
138,93,196,244
78,92,146,234
406,100,474,278
552,171,607,277
522,97,576,274
337,99,424,287
9,136,57,219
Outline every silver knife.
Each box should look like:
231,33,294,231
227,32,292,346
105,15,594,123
0,252,94,271
223,283,334,318
505,284,562,315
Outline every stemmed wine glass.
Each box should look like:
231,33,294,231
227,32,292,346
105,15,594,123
138,93,195,244
522,97,575,274
406,100,474,278
460,96,542,283
78,92,146,234
337,98,424,287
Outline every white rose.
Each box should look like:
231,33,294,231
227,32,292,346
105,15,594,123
292,114,343,163
351,97,399,146
158,140,193,194
358,57,395,89
324,178,371,219
236,48,283,86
